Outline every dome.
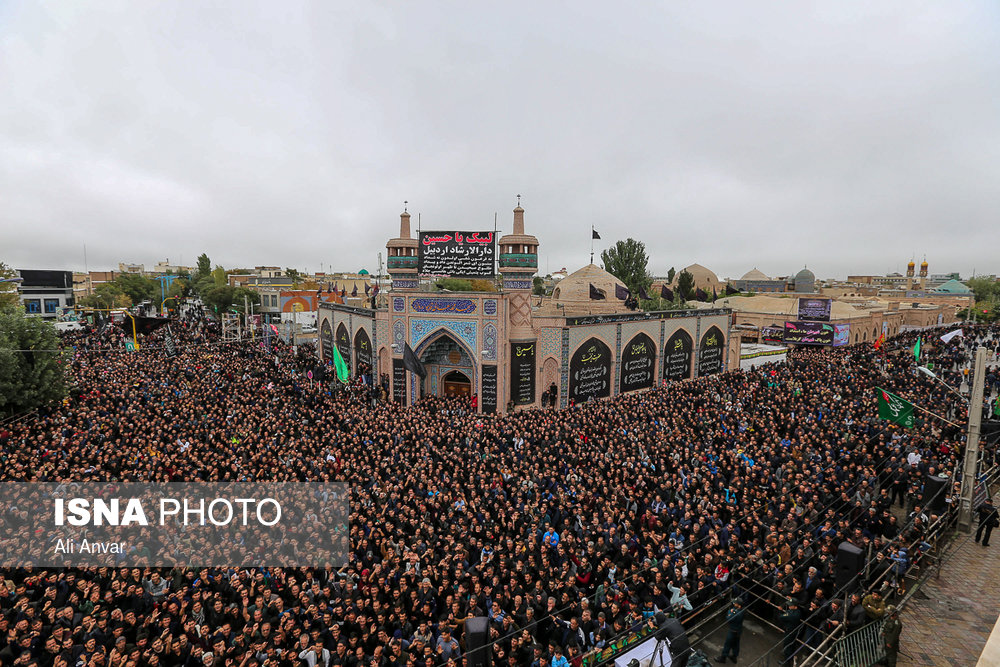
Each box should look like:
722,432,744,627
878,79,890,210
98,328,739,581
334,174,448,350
674,263,725,292
792,267,816,293
540,264,633,315
740,268,771,281
794,267,815,281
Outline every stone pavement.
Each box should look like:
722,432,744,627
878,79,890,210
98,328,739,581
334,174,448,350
897,530,1000,666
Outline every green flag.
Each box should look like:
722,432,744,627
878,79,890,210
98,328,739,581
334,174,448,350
877,387,915,428
993,399,1000,418
124,339,136,352
332,344,349,384
913,336,921,361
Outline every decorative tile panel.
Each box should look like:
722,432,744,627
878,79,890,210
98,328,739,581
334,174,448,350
392,319,405,350
411,298,476,314
539,327,562,360
483,322,498,361
393,297,405,312
410,318,478,353
484,300,497,316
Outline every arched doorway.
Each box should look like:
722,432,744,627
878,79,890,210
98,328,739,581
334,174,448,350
442,370,472,397
415,331,477,398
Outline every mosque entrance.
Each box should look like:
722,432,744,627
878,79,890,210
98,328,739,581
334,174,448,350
442,371,472,397
417,333,476,398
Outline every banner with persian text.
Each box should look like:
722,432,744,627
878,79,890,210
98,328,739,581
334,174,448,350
418,231,496,277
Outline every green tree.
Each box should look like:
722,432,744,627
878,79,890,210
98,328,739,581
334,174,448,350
0,307,67,416
435,278,474,291
115,274,157,305
212,265,228,287
966,277,998,304
202,285,236,314
532,276,545,296
666,267,676,286
0,262,20,309
286,268,302,288
81,283,130,310
196,253,212,281
676,270,695,301
469,279,498,292
600,238,652,297
231,287,261,314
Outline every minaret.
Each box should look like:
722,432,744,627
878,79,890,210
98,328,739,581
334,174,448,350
919,256,928,279
498,196,539,342
386,204,419,291
906,258,915,278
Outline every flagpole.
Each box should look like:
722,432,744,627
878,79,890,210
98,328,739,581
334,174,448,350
590,226,594,265
909,401,962,428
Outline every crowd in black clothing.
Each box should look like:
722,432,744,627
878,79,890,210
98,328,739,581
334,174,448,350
1,314,997,667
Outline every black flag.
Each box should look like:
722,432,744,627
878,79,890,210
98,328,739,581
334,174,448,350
592,229,601,240
712,287,717,302
403,342,426,378
364,283,370,296
615,284,629,300
639,285,650,301
660,285,674,301
589,284,606,300
352,284,358,297
725,283,739,295
163,325,178,358
695,288,708,302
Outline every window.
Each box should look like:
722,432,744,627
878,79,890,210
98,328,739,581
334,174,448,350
25,299,41,313
44,299,59,314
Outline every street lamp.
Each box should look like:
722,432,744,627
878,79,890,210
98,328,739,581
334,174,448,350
917,366,967,403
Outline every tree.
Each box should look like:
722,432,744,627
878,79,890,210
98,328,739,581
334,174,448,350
676,270,695,301
202,286,236,314
0,262,19,309
667,267,676,286
0,307,67,416
81,283,130,310
966,277,998,304
196,253,212,281
212,265,228,288
435,278,473,291
532,276,545,296
600,238,652,297
286,268,302,289
115,274,157,305
231,287,261,314
469,279,497,293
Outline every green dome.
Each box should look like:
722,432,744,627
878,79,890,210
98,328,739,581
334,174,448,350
358,269,369,275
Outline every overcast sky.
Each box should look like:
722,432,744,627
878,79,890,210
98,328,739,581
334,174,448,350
2,1,998,281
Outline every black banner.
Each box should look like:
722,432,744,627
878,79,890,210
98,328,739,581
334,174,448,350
510,342,536,405
663,329,693,382
619,332,656,393
698,326,725,377
783,321,835,345
481,365,498,413
569,337,612,402
320,320,334,362
418,231,496,277
335,323,351,371
392,358,406,404
797,298,832,322
163,325,178,358
354,328,372,374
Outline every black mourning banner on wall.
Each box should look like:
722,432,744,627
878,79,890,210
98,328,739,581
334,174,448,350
481,365,498,413
320,320,334,362
619,332,656,393
335,323,351,371
698,326,725,377
570,337,612,401
510,342,536,405
663,329,693,382
392,358,405,403
783,321,835,345
354,328,372,373
797,297,832,322
418,231,496,277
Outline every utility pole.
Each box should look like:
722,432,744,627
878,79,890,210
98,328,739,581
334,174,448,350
959,346,987,531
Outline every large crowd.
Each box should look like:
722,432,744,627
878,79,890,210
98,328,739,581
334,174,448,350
1,311,998,667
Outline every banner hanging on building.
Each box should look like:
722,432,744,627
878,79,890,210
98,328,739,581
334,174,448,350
797,297,832,322
784,321,835,345
418,231,496,277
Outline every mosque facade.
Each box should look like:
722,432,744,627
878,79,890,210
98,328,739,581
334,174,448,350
318,204,734,413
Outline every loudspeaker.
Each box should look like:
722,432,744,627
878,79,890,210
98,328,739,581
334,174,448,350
835,541,864,592
925,474,948,513
465,616,491,667
654,617,690,667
